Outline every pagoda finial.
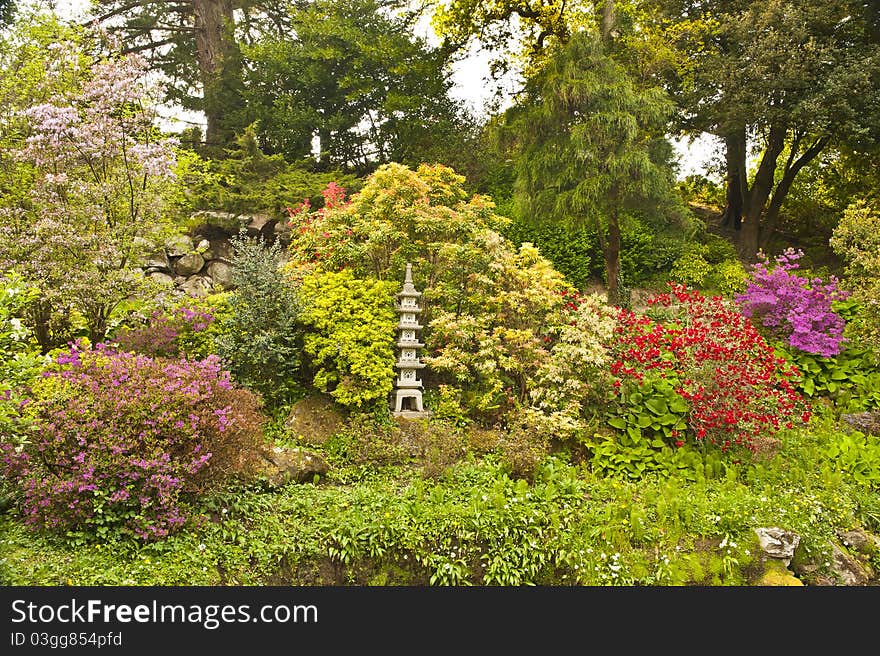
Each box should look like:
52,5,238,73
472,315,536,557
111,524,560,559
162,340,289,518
404,262,413,284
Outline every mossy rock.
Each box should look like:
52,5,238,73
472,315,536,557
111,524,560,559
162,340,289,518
257,446,330,488
757,559,804,586
284,394,346,446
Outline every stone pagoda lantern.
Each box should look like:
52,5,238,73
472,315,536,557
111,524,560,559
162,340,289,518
392,263,428,416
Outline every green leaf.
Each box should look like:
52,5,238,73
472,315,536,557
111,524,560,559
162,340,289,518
803,378,815,396
645,398,668,415
658,413,679,426
608,416,627,430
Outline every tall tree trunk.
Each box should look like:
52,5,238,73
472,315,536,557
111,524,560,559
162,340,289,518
721,128,747,230
759,136,828,251
739,124,787,260
600,0,616,43
194,0,244,153
598,210,622,305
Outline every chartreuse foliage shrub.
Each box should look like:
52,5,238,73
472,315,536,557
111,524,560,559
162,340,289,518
522,291,616,439
286,162,594,425
298,269,397,409
425,240,577,424
830,199,880,351
216,232,302,410
0,342,267,542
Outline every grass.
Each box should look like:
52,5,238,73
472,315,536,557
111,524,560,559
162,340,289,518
2,409,877,586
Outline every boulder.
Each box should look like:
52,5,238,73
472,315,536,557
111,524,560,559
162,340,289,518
829,541,872,585
195,238,213,259
144,250,171,271
180,275,213,298
190,210,242,233
284,395,345,446
206,260,234,289
246,214,272,233
754,527,800,566
175,252,205,277
258,446,329,488
165,234,194,257
209,239,233,262
792,535,876,585
146,271,174,286
837,528,878,555
757,559,804,586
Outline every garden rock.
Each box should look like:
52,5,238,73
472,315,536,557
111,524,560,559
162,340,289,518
209,239,233,262
837,528,878,555
146,271,174,286
259,446,329,487
246,213,272,233
206,260,234,289
190,210,241,233
145,250,171,271
284,395,345,446
757,559,803,586
180,275,212,297
841,411,880,435
754,527,800,565
792,533,876,585
175,252,205,277
195,238,212,258
829,541,872,585
165,234,194,257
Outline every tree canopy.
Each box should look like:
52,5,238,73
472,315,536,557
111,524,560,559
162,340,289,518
500,30,684,303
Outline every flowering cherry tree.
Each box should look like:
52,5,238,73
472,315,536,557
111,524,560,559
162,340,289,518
1,31,179,348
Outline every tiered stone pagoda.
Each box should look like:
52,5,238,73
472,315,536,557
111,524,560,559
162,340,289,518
392,263,428,416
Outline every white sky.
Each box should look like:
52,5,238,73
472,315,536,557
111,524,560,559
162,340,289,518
52,0,718,178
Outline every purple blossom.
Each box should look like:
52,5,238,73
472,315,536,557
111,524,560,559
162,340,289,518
736,248,849,357
0,342,263,542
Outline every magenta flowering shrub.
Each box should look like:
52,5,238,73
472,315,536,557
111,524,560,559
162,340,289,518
112,298,225,360
0,342,267,541
735,248,849,357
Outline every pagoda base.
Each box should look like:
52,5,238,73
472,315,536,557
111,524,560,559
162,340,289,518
393,409,432,419
393,388,425,414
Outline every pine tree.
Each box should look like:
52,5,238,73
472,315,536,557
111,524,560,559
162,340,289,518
503,31,681,303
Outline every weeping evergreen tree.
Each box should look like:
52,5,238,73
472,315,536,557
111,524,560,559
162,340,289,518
502,30,683,303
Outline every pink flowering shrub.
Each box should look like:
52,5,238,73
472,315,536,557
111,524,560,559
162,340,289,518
735,248,849,357
0,342,267,541
111,295,230,360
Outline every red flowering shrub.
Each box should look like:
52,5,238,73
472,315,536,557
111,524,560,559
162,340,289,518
0,342,267,541
611,284,809,454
